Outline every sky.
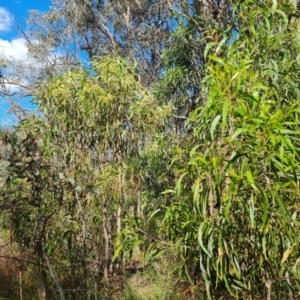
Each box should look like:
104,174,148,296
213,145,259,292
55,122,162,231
0,0,50,126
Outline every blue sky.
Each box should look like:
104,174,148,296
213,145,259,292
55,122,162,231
0,0,50,126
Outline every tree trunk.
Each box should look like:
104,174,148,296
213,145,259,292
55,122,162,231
41,240,66,300
37,267,47,300
117,161,123,236
102,197,109,283
194,0,211,20
116,205,121,236
137,189,142,218
194,0,230,28
75,191,88,294
19,270,23,300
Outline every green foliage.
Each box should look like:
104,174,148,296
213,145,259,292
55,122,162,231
0,55,171,298
160,0,300,298
38,56,170,151
3,1,300,299
156,22,204,130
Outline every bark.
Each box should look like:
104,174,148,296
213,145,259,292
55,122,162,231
75,191,88,292
37,267,47,300
194,0,231,28
195,0,211,19
41,240,66,300
102,197,109,283
137,189,142,218
19,270,23,300
117,164,122,236
116,205,122,236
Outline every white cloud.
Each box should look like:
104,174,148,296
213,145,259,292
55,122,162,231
0,38,29,97
0,7,13,32
0,80,28,95
0,37,66,97
0,37,62,63
0,37,28,60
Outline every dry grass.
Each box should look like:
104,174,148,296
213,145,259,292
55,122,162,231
0,231,38,300
0,231,20,299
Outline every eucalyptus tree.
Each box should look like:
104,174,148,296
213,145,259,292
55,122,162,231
153,0,233,137
2,0,234,125
0,54,170,299
23,0,172,86
35,55,169,297
155,0,300,298
15,0,232,94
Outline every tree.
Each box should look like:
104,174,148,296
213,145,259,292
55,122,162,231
0,55,170,299
2,0,233,123
24,0,172,85
154,0,300,298
3,0,300,299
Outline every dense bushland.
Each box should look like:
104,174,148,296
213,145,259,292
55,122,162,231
1,0,300,299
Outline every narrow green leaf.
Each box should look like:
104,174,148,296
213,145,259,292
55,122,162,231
275,10,288,26
204,42,217,59
262,236,267,260
224,199,232,223
222,98,230,132
193,178,201,212
161,189,175,195
246,170,258,191
215,37,227,55
189,144,201,158
147,209,161,223
271,0,277,12
176,172,188,196
231,128,243,140
198,222,211,257
209,55,225,65
210,115,221,140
